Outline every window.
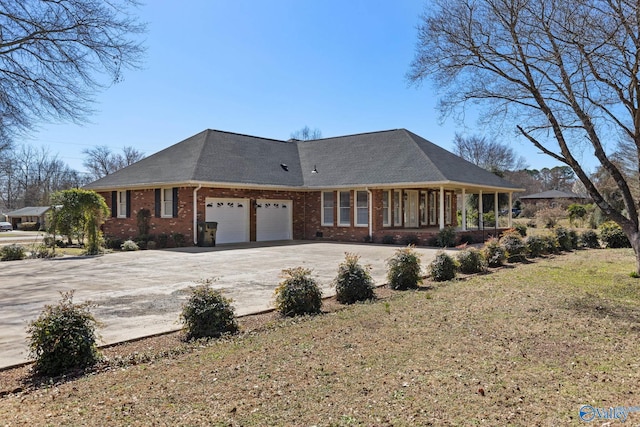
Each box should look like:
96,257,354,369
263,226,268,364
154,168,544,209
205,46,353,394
356,191,368,227
382,190,390,226
419,191,427,224
117,191,127,218
393,190,402,226
321,191,335,226
445,192,453,225
428,191,437,225
338,191,351,226
162,188,173,217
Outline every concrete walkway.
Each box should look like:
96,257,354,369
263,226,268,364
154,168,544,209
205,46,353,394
0,241,451,368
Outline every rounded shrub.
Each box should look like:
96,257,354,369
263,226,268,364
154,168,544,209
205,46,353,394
429,251,457,281
541,234,560,254
499,230,526,262
386,246,423,290
334,253,375,304
580,229,600,249
104,236,124,250
456,247,486,274
121,239,139,251
27,291,101,376
483,237,506,267
436,226,456,247
525,235,547,258
180,282,238,340
554,226,574,252
0,244,26,261
569,229,579,249
274,267,322,316
599,221,631,248
401,234,420,246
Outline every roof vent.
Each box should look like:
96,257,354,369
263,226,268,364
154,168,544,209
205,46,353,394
280,163,289,171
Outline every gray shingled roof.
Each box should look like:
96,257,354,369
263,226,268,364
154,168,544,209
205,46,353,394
520,189,587,199
84,129,521,191
85,130,302,189
6,206,50,217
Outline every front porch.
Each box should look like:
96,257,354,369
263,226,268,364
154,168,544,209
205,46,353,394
372,226,510,246
370,186,518,245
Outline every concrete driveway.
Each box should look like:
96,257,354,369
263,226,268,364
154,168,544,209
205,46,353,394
0,241,451,368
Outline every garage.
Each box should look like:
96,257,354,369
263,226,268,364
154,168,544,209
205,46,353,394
205,198,249,244
256,199,292,242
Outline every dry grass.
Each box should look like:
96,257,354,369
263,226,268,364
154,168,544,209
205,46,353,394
2,249,640,426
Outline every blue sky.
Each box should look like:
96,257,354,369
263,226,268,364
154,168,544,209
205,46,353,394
26,0,563,174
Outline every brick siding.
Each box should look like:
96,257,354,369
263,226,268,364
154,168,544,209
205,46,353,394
100,186,477,246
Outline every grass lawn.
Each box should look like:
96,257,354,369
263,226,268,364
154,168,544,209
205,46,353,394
1,248,640,425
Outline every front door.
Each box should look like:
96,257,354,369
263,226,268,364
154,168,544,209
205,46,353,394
404,190,419,228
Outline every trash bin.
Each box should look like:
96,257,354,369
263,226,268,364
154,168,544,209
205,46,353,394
205,221,217,247
197,221,208,247
197,221,218,247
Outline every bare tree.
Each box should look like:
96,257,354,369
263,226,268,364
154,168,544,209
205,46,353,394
83,146,145,180
408,0,640,273
0,144,88,209
0,0,145,145
290,126,322,141
453,133,527,174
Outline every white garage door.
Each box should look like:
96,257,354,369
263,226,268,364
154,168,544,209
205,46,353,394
256,199,292,242
205,198,249,244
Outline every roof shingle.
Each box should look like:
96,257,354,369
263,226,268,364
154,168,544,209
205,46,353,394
84,129,521,191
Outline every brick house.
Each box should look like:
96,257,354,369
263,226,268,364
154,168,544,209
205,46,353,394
519,189,589,209
84,129,522,246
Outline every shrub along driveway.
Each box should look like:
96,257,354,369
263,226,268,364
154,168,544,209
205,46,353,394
0,241,448,368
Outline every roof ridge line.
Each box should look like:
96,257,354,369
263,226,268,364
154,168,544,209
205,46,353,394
296,128,404,143
204,128,288,143
401,129,442,172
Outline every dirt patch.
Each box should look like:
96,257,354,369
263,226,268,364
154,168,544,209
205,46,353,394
92,289,193,317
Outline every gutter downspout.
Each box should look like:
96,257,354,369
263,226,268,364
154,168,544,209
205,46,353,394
366,188,373,240
193,184,202,245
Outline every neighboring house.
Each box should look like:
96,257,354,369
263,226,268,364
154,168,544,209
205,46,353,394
519,190,589,209
84,129,523,246
6,206,51,230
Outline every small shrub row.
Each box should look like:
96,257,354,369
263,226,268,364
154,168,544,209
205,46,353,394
373,227,476,247
427,247,488,282
26,222,627,378
105,232,187,250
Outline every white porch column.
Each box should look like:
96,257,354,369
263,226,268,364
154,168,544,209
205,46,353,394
494,192,499,229
508,192,513,228
478,190,483,229
439,186,445,230
461,188,467,231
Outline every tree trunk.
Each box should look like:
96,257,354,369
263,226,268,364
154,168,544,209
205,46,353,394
630,231,640,277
